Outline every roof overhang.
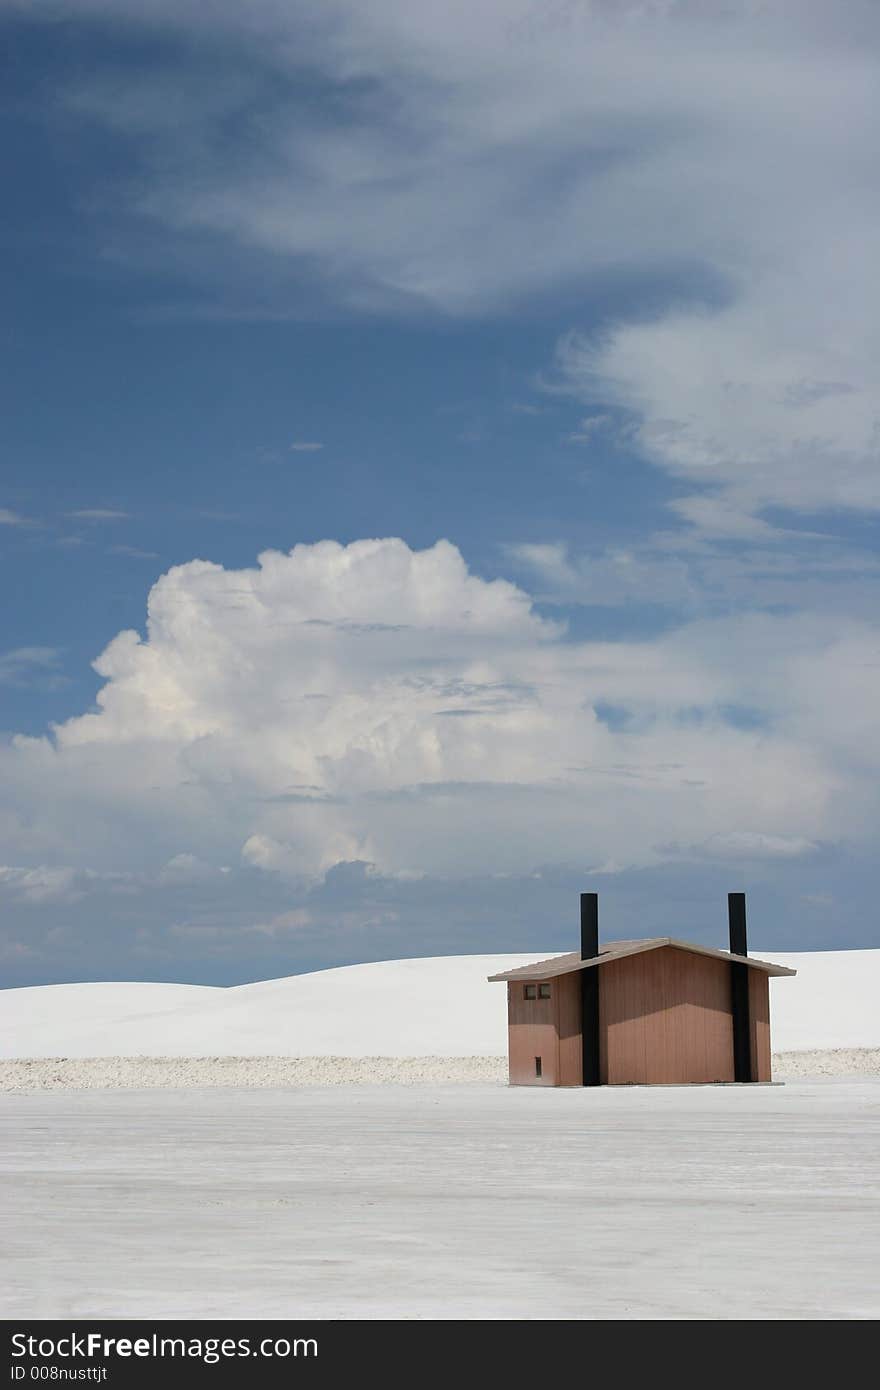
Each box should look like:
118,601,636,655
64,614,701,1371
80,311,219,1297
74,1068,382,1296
487,938,797,982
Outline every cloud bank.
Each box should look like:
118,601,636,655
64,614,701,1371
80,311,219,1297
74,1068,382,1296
3,537,876,889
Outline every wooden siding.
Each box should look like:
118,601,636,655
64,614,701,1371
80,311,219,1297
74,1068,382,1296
556,973,583,1086
507,981,558,1085
599,945,735,1084
505,948,775,1085
748,969,772,1082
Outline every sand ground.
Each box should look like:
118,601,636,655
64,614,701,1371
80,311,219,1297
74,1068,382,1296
2,1079,878,1320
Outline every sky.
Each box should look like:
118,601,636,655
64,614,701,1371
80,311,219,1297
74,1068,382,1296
2,1,879,986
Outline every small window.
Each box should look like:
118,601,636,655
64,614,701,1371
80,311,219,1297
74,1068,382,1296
535,1056,542,1078
538,983,551,999
523,984,536,1000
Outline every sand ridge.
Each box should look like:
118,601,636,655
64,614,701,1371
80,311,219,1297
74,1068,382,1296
1,1048,878,1091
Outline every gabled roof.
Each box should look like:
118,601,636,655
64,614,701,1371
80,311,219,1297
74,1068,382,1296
487,938,796,982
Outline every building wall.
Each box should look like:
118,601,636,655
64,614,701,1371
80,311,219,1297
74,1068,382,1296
507,972,583,1085
507,981,558,1085
506,951,774,1085
748,969,772,1082
599,946,735,1084
556,973,583,1086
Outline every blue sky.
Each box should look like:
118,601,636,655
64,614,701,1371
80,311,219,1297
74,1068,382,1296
2,2,879,985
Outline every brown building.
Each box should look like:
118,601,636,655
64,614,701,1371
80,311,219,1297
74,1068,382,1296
489,892,795,1086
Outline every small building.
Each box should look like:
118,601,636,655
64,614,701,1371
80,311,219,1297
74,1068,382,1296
488,892,795,1086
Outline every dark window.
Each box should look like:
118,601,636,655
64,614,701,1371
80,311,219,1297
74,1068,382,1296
538,983,551,999
535,1057,542,1078
523,984,536,1000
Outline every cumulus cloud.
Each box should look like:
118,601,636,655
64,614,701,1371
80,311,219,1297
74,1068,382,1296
2,538,877,897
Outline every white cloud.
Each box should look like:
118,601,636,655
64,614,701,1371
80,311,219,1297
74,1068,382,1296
1,538,877,888
0,865,87,904
47,3,880,534
0,508,32,527
241,908,313,938
671,832,821,861
506,534,880,619
53,6,878,308
159,853,224,881
567,414,612,444
289,442,323,453
68,509,131,521
49,1,880,533
0,648,65,690
505,540,698,610
555,273,880,528
665,497,786,543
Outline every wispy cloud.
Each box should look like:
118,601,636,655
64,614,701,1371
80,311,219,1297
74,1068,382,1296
0,508,33,527
504,534,880,619
68,509,131,521
566,414,612,443
664,832,821,862
110,544,160,559
289,442,323,453
52,2,880,541
0,647,66,690
49,3,880,340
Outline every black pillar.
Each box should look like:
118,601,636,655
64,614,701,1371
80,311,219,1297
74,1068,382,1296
728,891,748,958
728,892,752,1082
580,891,599,960
580,893,601,1087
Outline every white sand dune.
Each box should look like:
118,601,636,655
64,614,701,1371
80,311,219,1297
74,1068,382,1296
0,954,525,1059
755,948,880,1051
1,947,878,1061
